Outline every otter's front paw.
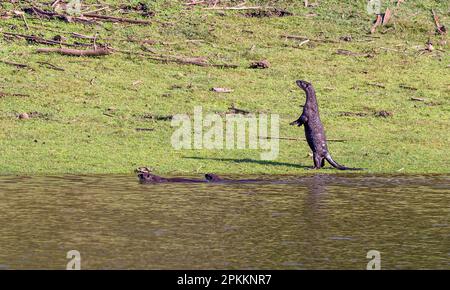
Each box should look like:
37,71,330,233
290,119,302,126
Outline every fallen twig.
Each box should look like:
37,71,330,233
37,61,65,71
379,47,407,54
71,32,96,40
140,114,173,121
228,105,250,115
21,14,30,30
2,32,89,47
204,6,275,10
116,49,238,68
0,91,29,98
185,1,206,6
281,34,339,43
297,39,310,47
211,87,233,93
82,13,153,25
24,6,94,23
399,84,418,91
51,0,61,8
335,49,373,57
36,47,112,57
25,6,152,25
135,128,154,132
367,82,385,89
0,59,34,70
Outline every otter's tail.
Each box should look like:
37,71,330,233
325,154,365,171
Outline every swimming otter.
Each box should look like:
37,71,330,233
137,171,223,184
290,80,363,170
137,171,266,184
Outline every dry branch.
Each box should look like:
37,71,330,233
335,49,373,58
37,61,65,71
0,91,29,98
211,87,233,93
116,49,238,68
227,105,250,115
185,1,207,6
24,6,152,25
281,34,339,43
36,47,112,57
82,13,152,24
2,32,91,48
204,6,275,10
0,59,34,70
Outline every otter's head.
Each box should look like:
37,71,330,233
296,80,312,91
205,173,222,182
137,172,160,183
134,166,152,174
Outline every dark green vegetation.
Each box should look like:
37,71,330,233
0,0,448,174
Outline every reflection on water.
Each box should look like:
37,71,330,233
0,174,448,269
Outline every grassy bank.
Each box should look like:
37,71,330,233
0,0,449,175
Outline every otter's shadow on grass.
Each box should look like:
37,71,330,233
184,157,333,170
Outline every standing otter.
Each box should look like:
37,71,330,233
290,80,362,170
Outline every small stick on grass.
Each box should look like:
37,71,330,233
51,0,61,8
22,14,30,30
0,59,34,70
228,104,250,115
185,1,206,6
0,91,29,98
115,48,238,68
335,49,372,57
36,47,112,56
367,82,386,89
281,34,339,43
2,32,90,48
37,61,65,71
82,13,153,25
203,6,275,10
399,84,418,91
297,39,310,47
135,128,154,132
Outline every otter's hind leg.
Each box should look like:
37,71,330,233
313,153,324,169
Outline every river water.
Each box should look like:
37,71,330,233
0,174,448,269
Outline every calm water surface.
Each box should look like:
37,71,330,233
0,174,449,269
